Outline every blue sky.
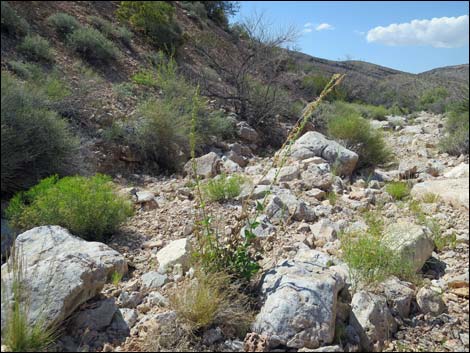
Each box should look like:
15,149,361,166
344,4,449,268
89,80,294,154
231,1,469,73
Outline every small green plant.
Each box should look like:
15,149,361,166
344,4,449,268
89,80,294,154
421,193,441,204
1,1,30,37
202,174,244,202
434,231,457,252
170,270,252,335
6,174,133,242
47,13,80,37
7,61,42,80
110,271,123,286
340,229,416,286
68,27,119,63
1,245,58,352
18,35,54,62
326,191,337,206
385,181,410,201
131,69,157,86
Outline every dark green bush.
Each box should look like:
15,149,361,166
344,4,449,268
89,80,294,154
18,35,54,62
1,72,77,196
301,74,347,101
116,1,182,51
68,27,119,63
202,1,240,27
419,87,449,112
6,174,133,241
7,60,42,80
47,12,80,37
1,1,29,36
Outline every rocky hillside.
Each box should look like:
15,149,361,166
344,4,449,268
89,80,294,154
1,1,469,353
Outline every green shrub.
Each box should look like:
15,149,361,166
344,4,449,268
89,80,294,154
18,35,54,62
7,61,42,80
68,27,119,63
327,111,392,168
116,1,182,51
114,25,133,46
352,103,390,121
385,181,410,201
47,12,80,37
114,58,234,172
202,174,243,202
419,87,449,110
1,72,77,196
6,174,133,241
1,1,29,37
88,15,114,36
439,110,469,156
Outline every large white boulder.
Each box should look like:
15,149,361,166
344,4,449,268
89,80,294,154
1,226,127,331
156,238,191,273
184,152,221,179
289,132,359,176
411,178,469,210
253,250,346,349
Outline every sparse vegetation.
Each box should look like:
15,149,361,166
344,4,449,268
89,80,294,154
340,213,416,285
202,174,244,202
18,35,54,62
386,181,411,201
419,87,449,112
6,174,133,242
47,13,80,37
110,271,123,285
1,72,77,196
1,245,58,352
170,270,252,335
439,108,469,156
1,1,30,37
68,27,119,63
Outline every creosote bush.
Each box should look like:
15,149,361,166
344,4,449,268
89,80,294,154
1,72,77,196
47,12,80,37
68,27,119,63
18,35,54,62
6,174,133,242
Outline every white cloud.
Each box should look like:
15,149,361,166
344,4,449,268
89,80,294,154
304,22,313,28
366,15,469,48
303,28,313,33
316,23,334,31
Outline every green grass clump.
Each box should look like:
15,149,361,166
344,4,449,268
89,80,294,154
1,72,77,196
1,245,58,352
7,61,42,80
340,217,416,286
18,35,54,62
1,1,30,37
6,174,133,242
47,13,80,37
170,270,252,334
385,181,410,201
68,27,119,63
202,174,244,202
110,271,123,286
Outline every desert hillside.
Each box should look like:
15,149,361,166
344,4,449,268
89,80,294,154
1,2,469,352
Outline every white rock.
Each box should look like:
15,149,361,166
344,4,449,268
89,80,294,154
184,152,221,179
411,178,469,210
416,287,446,316
156,238,191,273
0,226,127,331
350,291,397,351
